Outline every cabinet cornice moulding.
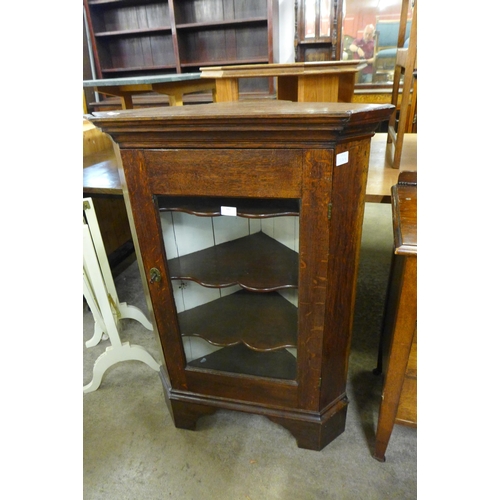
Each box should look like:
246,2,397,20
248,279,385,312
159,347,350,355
90,101,394,149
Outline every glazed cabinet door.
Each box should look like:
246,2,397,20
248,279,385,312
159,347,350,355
121,147,334,410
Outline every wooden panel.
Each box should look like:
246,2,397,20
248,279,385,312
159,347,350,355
396,376,417,426
296,148,334,411
119,148,187,389
395,325,416,425
145,149,302,198
320,138,371,407
184,367,298,408
406,329,417,377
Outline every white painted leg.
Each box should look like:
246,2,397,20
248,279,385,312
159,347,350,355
83,201,160,393
117,302,153,331
83,269,108,347
83,198,120,305
83,342,160,393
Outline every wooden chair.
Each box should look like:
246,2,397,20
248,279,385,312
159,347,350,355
386,0,417,169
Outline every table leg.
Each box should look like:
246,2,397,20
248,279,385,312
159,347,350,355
119,94,134,110
337,74,356,103
373,255,417,461
276,76,298,101
297,74,340,102
214,78,239,102
168,93,183,106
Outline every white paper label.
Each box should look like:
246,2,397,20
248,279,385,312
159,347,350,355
221,206,237,216
336,151,349,166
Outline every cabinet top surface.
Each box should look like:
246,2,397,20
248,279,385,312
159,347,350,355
90,100,393,122
88,101,394,149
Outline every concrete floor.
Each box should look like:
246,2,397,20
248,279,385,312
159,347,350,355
83,203,417,499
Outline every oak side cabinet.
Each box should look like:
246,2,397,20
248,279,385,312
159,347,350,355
90,100,393,451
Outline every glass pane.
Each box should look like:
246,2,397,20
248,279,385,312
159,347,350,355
342,0,413,85
304,0,316,38
158,196,300,381
319,0,331,37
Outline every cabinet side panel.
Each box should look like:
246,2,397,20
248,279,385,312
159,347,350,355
297,149,334,411
320,138,371,408
120,149,188,391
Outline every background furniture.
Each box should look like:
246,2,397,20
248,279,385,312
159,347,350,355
83,0,279,109
372,19,411,83
89,100,393,450
83,73,216,109
83,197,160,393
365,133,416,203
373,171,417,462
294,0,342,62
200,60,365,102
386,0,417,169
83,120,134,272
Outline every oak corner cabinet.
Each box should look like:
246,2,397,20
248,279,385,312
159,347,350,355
89,100,393,451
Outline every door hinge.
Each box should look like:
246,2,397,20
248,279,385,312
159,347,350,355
318,377,322,388
327,203,332,220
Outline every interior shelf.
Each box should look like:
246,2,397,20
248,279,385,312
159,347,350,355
94,27,172,37
176,17,267,30
178,289,298,352
102,65,177,74
188,343,297,380
180,57,269,69
168,231,298,291
88,0,159,5
158,196,300,218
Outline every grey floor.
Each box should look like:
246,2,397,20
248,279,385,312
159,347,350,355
83,203,417,500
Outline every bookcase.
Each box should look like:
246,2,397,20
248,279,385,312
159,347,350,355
84,0,278,94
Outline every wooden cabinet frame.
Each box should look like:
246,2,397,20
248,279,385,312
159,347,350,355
90,100,393,450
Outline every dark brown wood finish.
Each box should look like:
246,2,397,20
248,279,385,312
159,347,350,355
90,100,393,450
83,0,278,97
167,232,299,291
320,138,371,407
373,171,417,462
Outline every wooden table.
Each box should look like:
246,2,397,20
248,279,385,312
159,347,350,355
83,121,133,270
83,73,216,109
373,171,417,462
200,61,366,103
366,133,417,203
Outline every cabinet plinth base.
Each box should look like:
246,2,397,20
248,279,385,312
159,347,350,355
159,367,348,451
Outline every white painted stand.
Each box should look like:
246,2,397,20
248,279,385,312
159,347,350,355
83,198,160,393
